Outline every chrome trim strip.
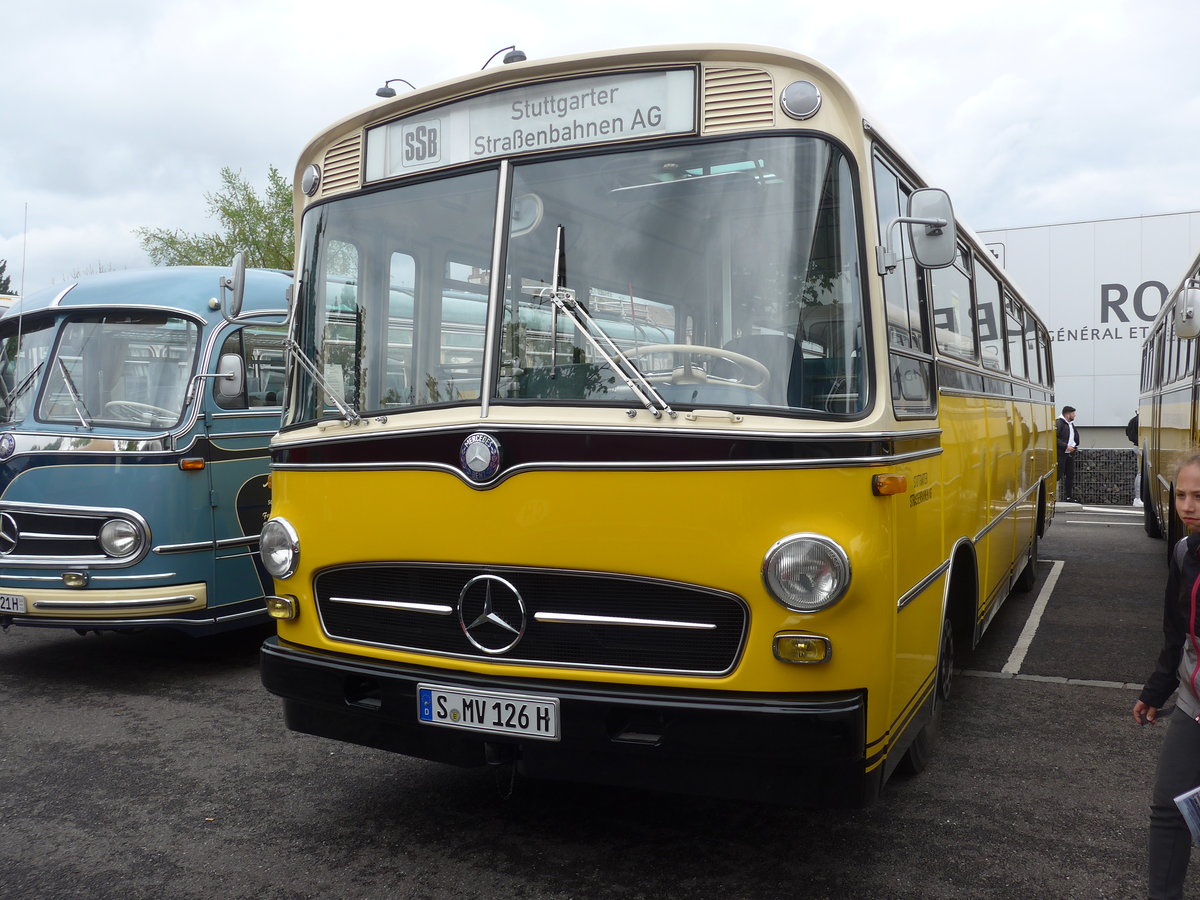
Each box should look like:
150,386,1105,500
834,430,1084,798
19,531,93,541
897,561,950,611
154,541,214,554
9,603,267,629
213,603,268,623
154,535,255,554
0,573,177,583
274,447,943,487
279,422,944,447
973,478,1043,544
329,596,453,615
534,611,716,629
32,594,198,610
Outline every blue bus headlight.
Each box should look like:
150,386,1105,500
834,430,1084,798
98,518,144,558
762,534,850,612
260,518,299,579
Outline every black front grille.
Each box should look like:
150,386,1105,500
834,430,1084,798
314,565,747,675
2,507,106,559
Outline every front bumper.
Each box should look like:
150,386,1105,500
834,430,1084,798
260,636,876,806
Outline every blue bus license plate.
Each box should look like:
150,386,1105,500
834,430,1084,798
418,683,559,741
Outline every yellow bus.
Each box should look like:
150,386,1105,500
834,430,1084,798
256,44,1056,805
1138,246,1200,546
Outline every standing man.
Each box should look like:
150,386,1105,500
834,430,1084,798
1056,406,1082,503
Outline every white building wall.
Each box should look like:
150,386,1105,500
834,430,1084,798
980,211,1200,436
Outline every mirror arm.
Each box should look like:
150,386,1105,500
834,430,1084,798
875,215,950,275
185,371,234,406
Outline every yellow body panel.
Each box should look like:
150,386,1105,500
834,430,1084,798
273,455,957,762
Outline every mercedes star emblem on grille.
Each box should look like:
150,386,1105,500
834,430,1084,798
0,512,20,555
457,574,526,654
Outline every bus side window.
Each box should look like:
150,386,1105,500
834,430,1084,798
215,326,287,409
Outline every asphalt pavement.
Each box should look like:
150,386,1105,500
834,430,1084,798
0,503,1189,899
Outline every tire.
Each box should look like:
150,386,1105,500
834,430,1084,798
896,615,953,776
1144,472,1163,539
1014,534,1038,593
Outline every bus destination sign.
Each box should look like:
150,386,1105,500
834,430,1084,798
365,69,696,181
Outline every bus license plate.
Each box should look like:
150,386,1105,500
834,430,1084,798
0,593,26,614
418,683,559,741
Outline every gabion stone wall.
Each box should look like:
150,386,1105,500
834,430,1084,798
1065,448,1139,505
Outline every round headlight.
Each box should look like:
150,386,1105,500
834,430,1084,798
762,534,850,612
98,518,144,558
260,518,299,579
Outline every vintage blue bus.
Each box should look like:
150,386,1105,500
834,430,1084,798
0,265,289,636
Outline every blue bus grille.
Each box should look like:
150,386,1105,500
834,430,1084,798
313,564,748,675
0,507,107,561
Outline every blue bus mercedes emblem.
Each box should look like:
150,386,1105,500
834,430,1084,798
459,432,501,482
0,433,15,461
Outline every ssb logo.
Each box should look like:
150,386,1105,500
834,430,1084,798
402,119,441,166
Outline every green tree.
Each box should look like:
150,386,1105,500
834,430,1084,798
0,259,12,294
135,166,293,269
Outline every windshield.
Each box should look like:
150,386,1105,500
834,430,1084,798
35,313,199,430
289,135,866,425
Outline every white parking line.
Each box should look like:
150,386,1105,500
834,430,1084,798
1001,559,1064,675
1062,521,1142,526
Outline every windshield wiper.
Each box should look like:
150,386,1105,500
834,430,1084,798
284,336,361,426
1,360,45,416
56,359,92,428
541,225,675,419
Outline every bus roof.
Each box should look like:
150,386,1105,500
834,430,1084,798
3,266,291,321
297,43,866,180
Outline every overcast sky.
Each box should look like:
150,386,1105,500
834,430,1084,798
3,0,1197,296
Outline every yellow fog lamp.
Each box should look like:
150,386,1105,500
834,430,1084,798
62,571,90,588
265,595,298,620
774,633,831,664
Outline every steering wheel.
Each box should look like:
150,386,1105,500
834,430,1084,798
104,400,176,423
623,344,770,391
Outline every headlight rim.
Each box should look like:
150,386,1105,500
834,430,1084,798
98,517,146,559
259,517,300,580
762,532,851,613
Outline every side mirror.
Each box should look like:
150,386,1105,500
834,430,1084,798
875,187,959,275
906,188,957,269
220,252,247,321
216,353,245,399
1176,283,1200,339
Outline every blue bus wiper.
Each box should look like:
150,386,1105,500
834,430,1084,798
56,359,92,428
1,360,45,414
542,225,675,419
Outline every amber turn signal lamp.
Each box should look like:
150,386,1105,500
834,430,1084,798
872,474,907,496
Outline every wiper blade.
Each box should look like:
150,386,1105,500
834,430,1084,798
542,225,675,419
285,337,361,425
5,360,44,410
56,359,92,428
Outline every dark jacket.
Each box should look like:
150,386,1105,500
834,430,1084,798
1140,533,1200,719
1056,416,1081,457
